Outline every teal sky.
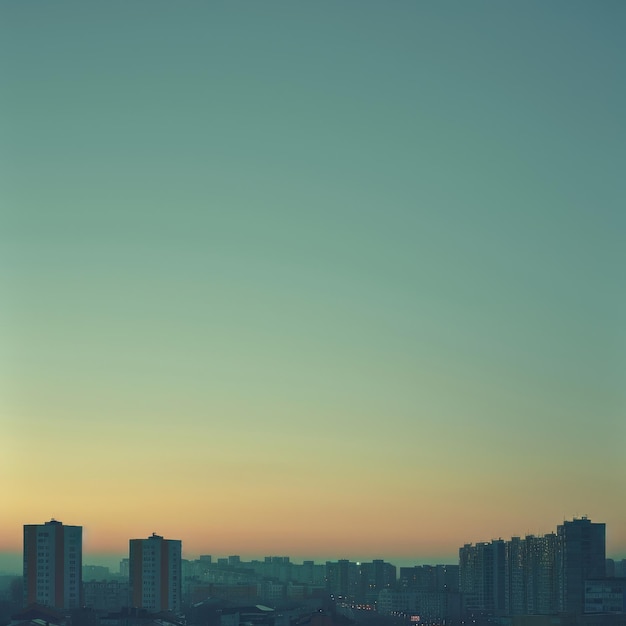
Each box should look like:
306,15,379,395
1,1,625,561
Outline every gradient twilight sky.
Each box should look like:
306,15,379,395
1,1,625,568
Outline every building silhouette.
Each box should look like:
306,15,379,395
459,517,608,621
325,560,358,599
505,533,558,615
83,579,130,612
129,533,182,613
23,519,82,610
383,564,461,623
459,539,506,616
358,559,396,601
557,516,606,614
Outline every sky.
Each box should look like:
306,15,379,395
1,1,625,571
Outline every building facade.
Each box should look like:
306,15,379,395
325,560,358,599
357,560,396,601
459,540,506,616
557,517,606,614
460,517,607,620
83,580,130,612
504,533,558,615
585,578,626,614
129,533,182,613
23,519,83,610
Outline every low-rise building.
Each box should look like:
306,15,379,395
585,578,626,613
83,580,130,612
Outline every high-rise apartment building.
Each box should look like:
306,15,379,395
461,517,607,619
459,540,506,615
129,533,182,613
557,516,606,614
358,560,396,600
23,519,82,610
504,533,557,615
325,560,358,599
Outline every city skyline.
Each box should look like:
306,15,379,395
8,516,625,623
1,514,623,576
2,1,625,568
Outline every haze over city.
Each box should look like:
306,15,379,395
2,0,625,575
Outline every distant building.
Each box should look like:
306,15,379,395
460,516,608,620
557,517,606,614
459,539,506,616
188,582,258,604
399,564,459,593
129,533,181,613
377,588,419,615
585,578,626,613
295,561,326,586
83,565,111,581
83,579,130,612
504,533,558,615
257,579,285,603
23,519,82,610
325,560,358,599
357,560,396,601
382,564,460,624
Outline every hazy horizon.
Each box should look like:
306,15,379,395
2,544,625,577
0,550,464,577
